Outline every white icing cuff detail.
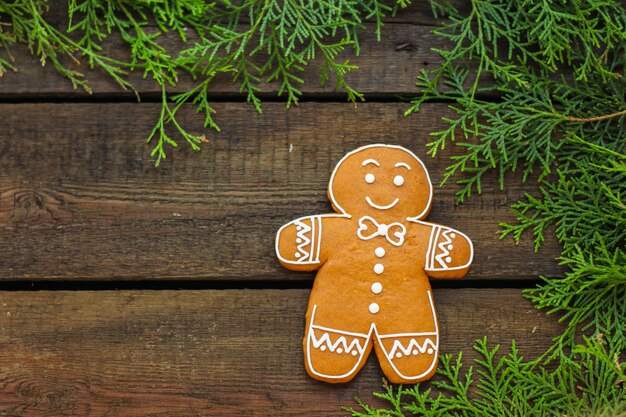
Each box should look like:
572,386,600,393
386,337,437,360
286,216,323,264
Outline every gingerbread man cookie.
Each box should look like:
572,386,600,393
275,144,473,384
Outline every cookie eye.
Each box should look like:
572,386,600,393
394,175,404,186
365,173,375,184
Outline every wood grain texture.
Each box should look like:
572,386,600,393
0,102,563,281
0,289,562,416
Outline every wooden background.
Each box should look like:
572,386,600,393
0,2,564,416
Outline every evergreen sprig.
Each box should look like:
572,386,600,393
501,136,626,254
527,244,626,360
411,0,626,356
0,0,133,92
349,336,626,417
352,0,625,415
412,0,625,196
0,0,398,165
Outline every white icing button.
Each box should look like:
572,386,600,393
427,348,434,354
369,303,380,314
374,263,384,274
371,282,383,294
445,256,452,263
375,247,385,257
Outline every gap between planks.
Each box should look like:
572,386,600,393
0,278,540,292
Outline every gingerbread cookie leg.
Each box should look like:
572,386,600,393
373,291,440,383
303,305,374,383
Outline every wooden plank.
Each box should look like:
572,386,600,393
0,102,563,281
392,0,470,24
0,289,562,416
0,23,448,97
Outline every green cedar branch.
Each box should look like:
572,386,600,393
0,0,400,164
349,336,625,417
355,0,625,415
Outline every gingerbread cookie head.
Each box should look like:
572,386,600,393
328,144,433,221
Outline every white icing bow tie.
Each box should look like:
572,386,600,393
357,216,406,246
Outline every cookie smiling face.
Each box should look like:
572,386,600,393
328,144,433,220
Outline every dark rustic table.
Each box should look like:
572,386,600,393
0,2,564,415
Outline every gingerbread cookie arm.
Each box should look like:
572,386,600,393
276,215,330,271
423,224,474,279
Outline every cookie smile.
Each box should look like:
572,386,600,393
365,196,399,210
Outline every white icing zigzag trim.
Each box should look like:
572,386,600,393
421,223,474,272
374,291,440,380
386,337,437,360
275,214,349,266
306,291,440,381
310,327,367,356
434,229,453,268
306,305,373,380
294,219,312,260
276,215,324,265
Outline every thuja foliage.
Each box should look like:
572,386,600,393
0,0,396,165
351,0,625,416
351,336,625,417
